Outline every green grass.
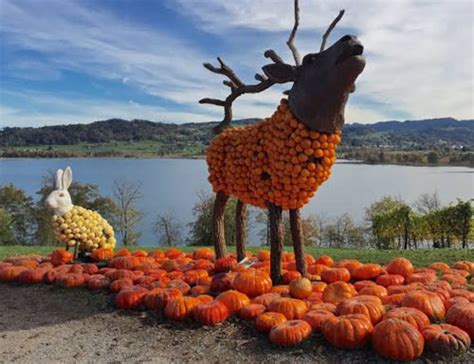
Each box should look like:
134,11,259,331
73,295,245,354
1,245,472,267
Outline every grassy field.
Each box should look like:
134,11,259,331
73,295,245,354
1,245,472,267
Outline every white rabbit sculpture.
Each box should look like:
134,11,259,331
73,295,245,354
45,166,116,255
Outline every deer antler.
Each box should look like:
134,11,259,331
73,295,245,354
199,55,283,134
201,0,302,134
287,0,301,66
320,10,345,52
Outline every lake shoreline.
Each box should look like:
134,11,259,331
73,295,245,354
1,155,472,169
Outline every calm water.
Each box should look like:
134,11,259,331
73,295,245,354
1,158,472,245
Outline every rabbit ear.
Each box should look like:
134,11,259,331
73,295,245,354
55,169,64,190
62,166,73,190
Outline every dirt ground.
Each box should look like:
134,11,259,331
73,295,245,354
0,283,472,364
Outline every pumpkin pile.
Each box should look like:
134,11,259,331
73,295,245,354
207,99,340,210
1,248,473,361
51,206,116,252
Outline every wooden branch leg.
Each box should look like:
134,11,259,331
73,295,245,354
268,203,284,285
290,208,307,276
212,191,229,260
235,200,248,262
73,243,78,260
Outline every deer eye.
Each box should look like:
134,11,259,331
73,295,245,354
59,193,64,197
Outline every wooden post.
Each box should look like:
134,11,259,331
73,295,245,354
290,208,307,276
212,191,229,259
268,203,284,284
235,200,248,262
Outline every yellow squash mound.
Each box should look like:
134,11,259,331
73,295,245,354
51,206,116,252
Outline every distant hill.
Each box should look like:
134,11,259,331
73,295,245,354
1,117,472,150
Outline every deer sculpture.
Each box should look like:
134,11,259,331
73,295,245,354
201,0,366,283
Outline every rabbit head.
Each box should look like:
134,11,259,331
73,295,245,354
45,166,73,216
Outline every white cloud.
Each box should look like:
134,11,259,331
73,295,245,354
0,91,220,127
1,0,472,127
173,0,474,121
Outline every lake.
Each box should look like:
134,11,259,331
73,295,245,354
1,158,472,245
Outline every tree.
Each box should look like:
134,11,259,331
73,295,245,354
414,192,440,214
35,175,118,245
111,181,143,246
449,199,472,249
0,208,16,245
0,184,36,244
154,210,182,247
188,191,237,246
323,213,365,248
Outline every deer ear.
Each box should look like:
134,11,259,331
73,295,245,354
262,63,296,83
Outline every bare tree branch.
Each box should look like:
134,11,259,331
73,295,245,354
320,9,345,52
287,0,301,66
199,98,226,106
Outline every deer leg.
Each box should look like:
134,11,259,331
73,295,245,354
212,191,229,259
268,203,284,284
235,200,248,262
290,208,307,276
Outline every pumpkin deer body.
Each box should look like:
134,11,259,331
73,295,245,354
208,100,339,210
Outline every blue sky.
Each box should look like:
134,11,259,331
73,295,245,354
0,0,472,127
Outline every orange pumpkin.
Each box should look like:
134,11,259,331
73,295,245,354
383,307,430,330
336,295,385,325
267,297,308,320
192,248,215,261
336,259,362,274
55,273,85,288
164,296,200,321
255,312,288,333
145,288,182,310
289,278,313,299
90,248,114,262
233,269,272,298
376,274,405,287
193,300,229,326
166,279,191,295
214,256,238,272
115,286,148,309
353,280,376,292
320,267,350,283
253,292,281,307
322,281,356,304
256,250,271,261
446,302,474,340
240,303,266,320
422,323,471,355
303,309,334,331
372,318,424,361
406,272,437,285
358,284,388,299
352,263,382,281
401,290,446,321
321,314,373,349
308,302,337,314
87,276,111,290
216,290,250,314
50,248,73,266
315,255,334,267
18,268,49,284
269,320,312,346
386,257,414,278
110,278,134,293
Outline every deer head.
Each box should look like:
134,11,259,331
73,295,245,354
263,34,365,133
201,1,365,134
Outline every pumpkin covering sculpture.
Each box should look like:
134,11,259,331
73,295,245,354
202,0,365,283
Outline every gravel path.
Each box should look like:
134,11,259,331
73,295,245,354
0,283,472,364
